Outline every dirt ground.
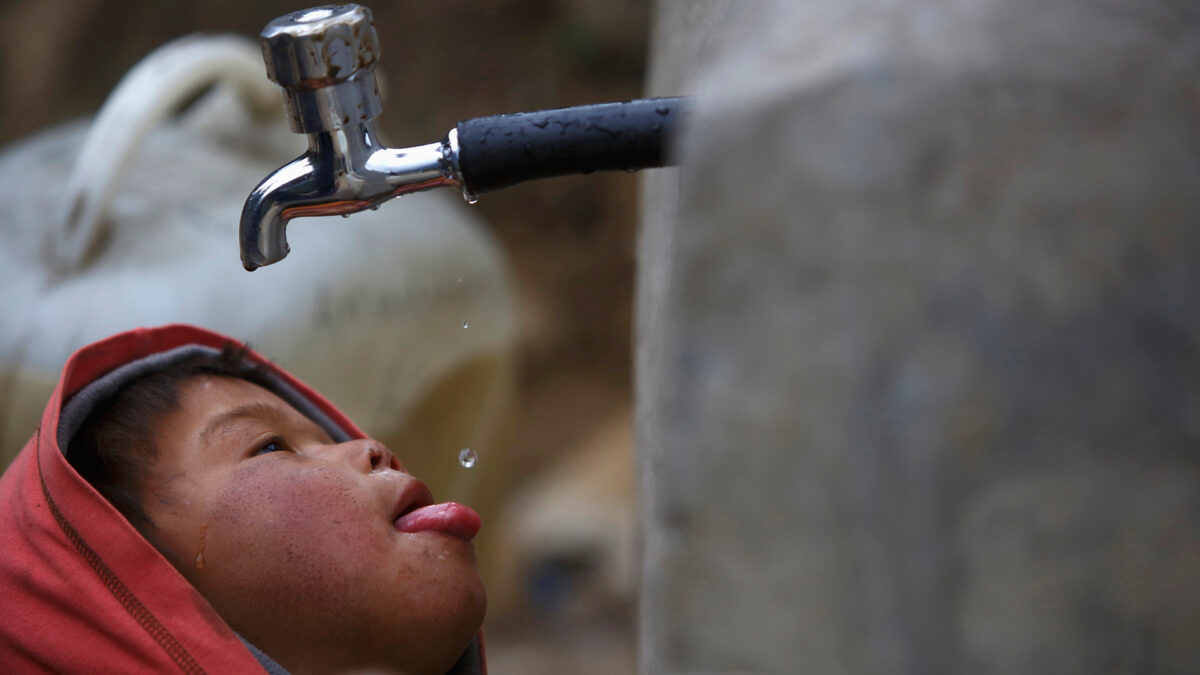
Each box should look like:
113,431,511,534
0,0,649,672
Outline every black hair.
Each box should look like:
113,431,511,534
67,345,275,528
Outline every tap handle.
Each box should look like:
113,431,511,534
259,4,382,133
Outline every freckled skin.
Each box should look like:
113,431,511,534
138,376,485,675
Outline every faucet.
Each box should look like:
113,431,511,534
240,4,687,270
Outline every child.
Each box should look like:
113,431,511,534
0,325,486,674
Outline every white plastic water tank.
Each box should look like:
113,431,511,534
0,35,517,504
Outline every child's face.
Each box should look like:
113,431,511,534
138,375,485,675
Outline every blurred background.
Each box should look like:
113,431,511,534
0,0,648,672
7,2,1199,674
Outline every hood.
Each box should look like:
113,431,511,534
0,324,485,674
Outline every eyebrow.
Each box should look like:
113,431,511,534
197,402,286,446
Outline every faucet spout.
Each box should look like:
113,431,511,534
239,121,462,271
239,155,319,271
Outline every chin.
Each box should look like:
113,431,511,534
454,571,488,641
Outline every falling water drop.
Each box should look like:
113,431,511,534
195,552,205,569
462,320,469,329
458,448,477,468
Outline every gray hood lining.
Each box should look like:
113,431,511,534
57,344,351,455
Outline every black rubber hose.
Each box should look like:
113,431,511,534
455,96,690,196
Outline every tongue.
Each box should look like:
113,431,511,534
394,502,481,540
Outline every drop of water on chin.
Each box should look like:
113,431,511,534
461,320,469,329
458,448,477,468
195,552,205,569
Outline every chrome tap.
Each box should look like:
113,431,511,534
241,3,687,271
240,5,462,270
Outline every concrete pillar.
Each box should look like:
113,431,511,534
636,2,1200,673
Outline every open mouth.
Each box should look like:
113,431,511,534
392,481,435,525
391,481,481,541
394,503,482,541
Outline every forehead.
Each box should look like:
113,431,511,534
178,376,293,422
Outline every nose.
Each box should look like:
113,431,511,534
323,438,403,474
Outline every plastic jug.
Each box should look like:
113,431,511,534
0,35,516,503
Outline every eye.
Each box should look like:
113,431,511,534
252,437,288,457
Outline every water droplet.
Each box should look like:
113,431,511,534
656,106,670,115
458,448,477,468
369,204,380,211
457,277,463,284
460,186,479,205
461,320,469,329
341,213,350,219
195,552,205,569
467,194,479,205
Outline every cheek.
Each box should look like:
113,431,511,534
190,461,486,652
200,463,389,601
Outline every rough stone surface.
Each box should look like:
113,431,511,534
637,1,1200,673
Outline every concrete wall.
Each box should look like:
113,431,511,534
637,2,1200,673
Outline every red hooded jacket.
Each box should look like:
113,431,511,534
0,325,485,674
